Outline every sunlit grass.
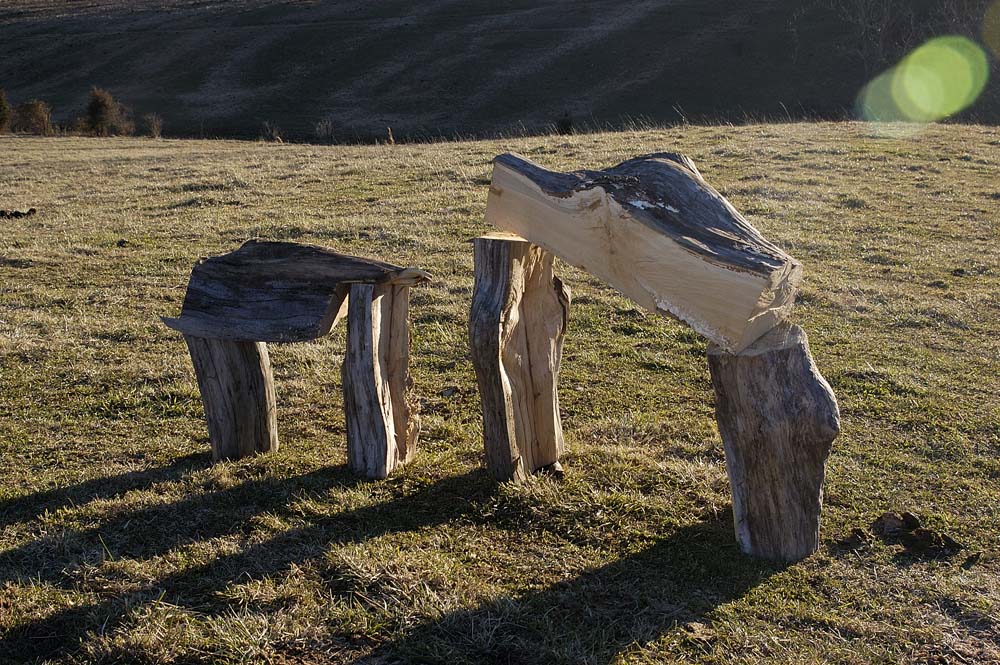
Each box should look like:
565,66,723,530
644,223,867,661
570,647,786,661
0,123,998,663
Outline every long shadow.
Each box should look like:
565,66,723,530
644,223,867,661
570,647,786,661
362,512,781,665
0,461,370,586
1,469,777,664
0,469,497,662
0,452,208,530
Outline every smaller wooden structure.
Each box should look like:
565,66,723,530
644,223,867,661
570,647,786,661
163,240,430,479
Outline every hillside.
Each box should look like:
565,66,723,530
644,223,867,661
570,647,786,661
1,123,998,663
1,0,998,140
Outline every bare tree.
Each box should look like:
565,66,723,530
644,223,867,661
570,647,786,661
143,113,163,138
13,100,52,135
86,87,134,136
314,116,335,144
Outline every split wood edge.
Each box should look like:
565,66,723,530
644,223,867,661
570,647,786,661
483,152,801,353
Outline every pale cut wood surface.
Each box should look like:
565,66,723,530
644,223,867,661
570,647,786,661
163,239,430,342
484,152,801,353
184,334,278,461
708,322,840,562
469,236,570,482
342,283,419,479
384,284,420,466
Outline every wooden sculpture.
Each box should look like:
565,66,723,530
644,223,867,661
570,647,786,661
471,153,839,561
164,240,430,479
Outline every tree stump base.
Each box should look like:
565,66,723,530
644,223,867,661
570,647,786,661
184,335,279,462
469,234,571,482
707,323,841,562
343,282,419,479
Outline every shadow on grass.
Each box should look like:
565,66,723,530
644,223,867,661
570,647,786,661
0,452,208,530
0,466,497,662
0,460,371,586
361,511,780,665
1,462,776,664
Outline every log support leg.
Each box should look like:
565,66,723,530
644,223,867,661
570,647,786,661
342,282,419,479
707,323,840,562
184,335,279,462
469,236,571,482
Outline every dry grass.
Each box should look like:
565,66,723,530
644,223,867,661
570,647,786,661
0,122,998,664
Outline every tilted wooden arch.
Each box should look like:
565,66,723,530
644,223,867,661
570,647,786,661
469,153,840,562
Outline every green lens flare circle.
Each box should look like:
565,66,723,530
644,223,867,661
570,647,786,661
859,35,989,123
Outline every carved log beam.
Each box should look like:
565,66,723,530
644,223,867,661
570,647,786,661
485,153,801,353
163,239,430,342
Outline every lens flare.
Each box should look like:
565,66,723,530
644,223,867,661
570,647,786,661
857,70,902,123
857,35,990,124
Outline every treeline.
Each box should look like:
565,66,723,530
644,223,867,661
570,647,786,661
0,87,162,137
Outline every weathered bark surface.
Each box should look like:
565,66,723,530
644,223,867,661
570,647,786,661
165,240,429,473
342,283,419,479
184,334,278,461
469,235,570,482
485,152,801,352
707,322,840,562
163,239,430,342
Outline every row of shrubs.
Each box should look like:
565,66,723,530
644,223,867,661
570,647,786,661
0,87,162,137
1,88,571,143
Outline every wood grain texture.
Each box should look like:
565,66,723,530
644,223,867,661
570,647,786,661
707,322,840,562
163,239,430,342
384,284,419,466
485,152,801,352
342,283,419,479
183,334,278,461
469,236,570,482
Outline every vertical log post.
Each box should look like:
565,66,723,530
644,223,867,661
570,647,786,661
707,323,840,562
469,235,571,482
342,282,419,479
183,334,279,461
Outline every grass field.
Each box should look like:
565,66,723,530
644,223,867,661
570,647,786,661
1,122,999,664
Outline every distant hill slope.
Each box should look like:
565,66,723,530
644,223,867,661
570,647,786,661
1,0,997,139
